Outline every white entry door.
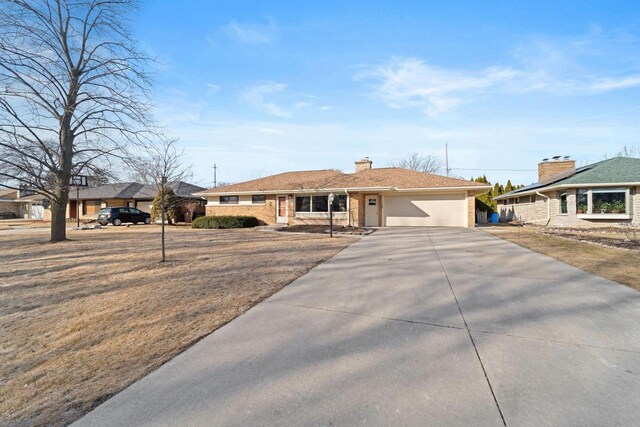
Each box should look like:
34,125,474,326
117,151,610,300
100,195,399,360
276,196,288,223
364,196,379,226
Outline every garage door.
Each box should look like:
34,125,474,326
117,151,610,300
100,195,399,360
383,193,467,227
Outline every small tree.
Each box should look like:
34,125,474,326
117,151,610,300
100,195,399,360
183,199,199,223
388,152,442,173
136,139,191,262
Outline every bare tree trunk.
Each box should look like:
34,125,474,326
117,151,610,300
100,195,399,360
160,190,166,263
50,195,68,242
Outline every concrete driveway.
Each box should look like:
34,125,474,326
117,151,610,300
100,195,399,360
75,227,640,426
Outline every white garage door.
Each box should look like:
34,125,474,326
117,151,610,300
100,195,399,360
383,193,467,227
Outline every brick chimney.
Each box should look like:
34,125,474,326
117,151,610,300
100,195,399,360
538,156,575,181
355,157,372,172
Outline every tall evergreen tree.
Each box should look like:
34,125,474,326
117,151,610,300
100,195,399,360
505,180,514,193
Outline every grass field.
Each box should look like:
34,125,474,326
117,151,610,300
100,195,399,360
0,226,356,426
484,226,640,291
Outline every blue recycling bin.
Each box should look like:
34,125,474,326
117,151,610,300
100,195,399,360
490,212,499,224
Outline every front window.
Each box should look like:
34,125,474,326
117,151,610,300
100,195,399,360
252,195,266,204
220,196,238,204
295,194,347,213
576,189,588,213
312,195,328,212
559,192,567,214
332,195,347,212
592,188,626,214
295,196,310,212
83,200,102,215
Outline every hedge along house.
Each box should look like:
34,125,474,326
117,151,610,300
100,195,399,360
494,156,640,227
195,159,491,227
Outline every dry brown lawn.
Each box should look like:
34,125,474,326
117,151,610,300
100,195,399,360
0,226,356,426
484,227,640,291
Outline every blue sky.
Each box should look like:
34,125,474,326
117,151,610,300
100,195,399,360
133,1,640,187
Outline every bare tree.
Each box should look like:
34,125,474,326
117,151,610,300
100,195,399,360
140,139,191,262
0,0,154,242
617,145,640,158
388,152,442,173
126,161,155,185
183,199,199,223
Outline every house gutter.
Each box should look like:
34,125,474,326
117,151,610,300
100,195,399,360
194,184,491,197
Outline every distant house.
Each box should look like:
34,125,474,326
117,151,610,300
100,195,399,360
494,156,640,227
0,189,21,219
41,181,206,222
0,188,46,220
66,181,206,221
195,158,490,227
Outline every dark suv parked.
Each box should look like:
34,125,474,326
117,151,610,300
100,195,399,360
97,207,151,226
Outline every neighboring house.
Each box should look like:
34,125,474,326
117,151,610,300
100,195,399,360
64,181,206,220
0,188,46,219
0,189,22,219
494,156,640,227
195,158,491,227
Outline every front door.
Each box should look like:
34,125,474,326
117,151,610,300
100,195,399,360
364,195,379,226
276,196,288,224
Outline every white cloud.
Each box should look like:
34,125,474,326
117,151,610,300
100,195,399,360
359,29,640,115
221,18,276,44
240,82,321,118
584,75,640,92
206,83,221,94
241,82,292,118
357,58,518,116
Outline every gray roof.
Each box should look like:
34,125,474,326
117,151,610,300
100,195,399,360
495,157,640,200
558,157,640,185
69,181,206,200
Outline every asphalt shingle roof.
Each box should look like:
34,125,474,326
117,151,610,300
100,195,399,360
495,157,640,199
557,157,640,185
69,181,205,200
198,168,487,194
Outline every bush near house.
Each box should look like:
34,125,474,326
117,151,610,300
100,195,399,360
151,187,181,224
191,215,260,229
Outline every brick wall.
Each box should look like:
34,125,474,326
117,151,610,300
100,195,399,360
538,160,575,181
0,201,21,216
498,194,549,223
466,191,475,227
206,194,277,225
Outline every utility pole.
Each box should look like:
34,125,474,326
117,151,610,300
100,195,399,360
445,143,450,177
213,163,217,188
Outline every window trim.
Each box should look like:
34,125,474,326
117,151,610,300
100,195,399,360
251,195,266,204
219,195,239,204
295,194,349,214
559,191,568,215
295,195,311,212
574,187,631,218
